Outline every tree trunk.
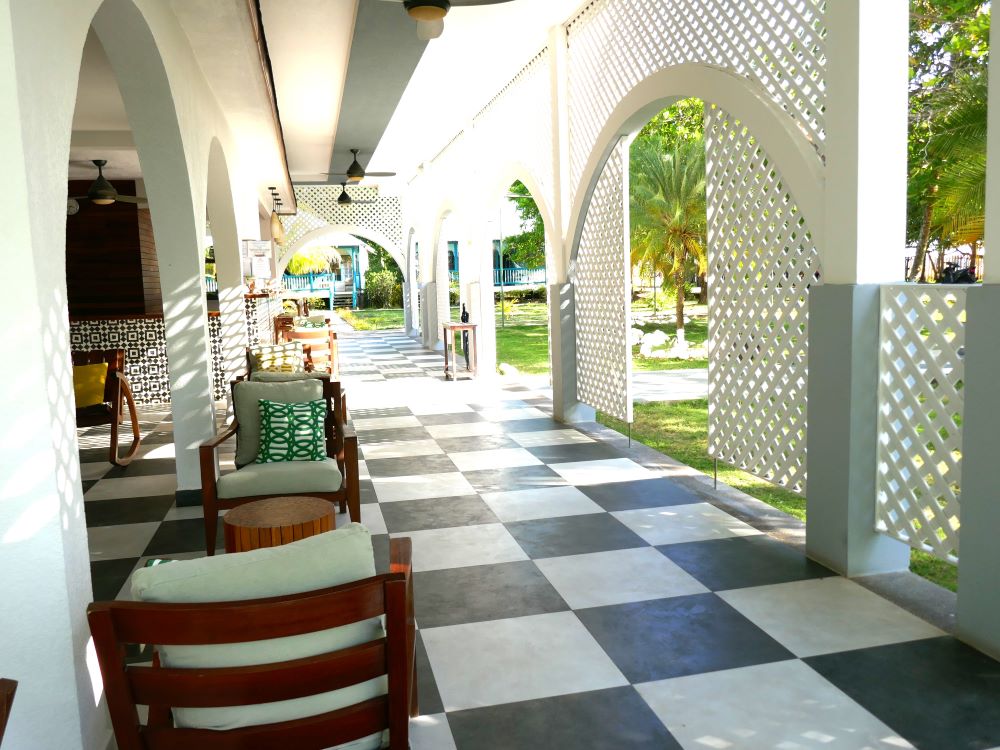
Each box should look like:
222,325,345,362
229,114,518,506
674,265,686,350
970,242,980,279
697,273,708,305
907,202,933,283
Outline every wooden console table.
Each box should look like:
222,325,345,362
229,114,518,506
223,496,334,553
442,322,478,380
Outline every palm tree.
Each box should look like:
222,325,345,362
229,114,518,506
630,138,707,350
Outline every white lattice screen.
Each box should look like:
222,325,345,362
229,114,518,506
565,0,826,197
280,185,403,252
705,104,821,493
876,286,965,562
571,139,632,423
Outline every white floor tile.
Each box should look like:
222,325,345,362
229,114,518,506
410,714,456,750
361,439,443,460
717,577,944,657
476,407,548,422
137,443,176,460
425,422,504,439
421,611,628,711
612,502,762,545
359,503,387,535
358,459,370,480
392,523,528,572
80,462,112,481
536,547,708,609
509,430,595,448
84,474,177,501
448,448,542,472
87,523,160,561
637,660,915,750
481,486,603,523
162,505,206,522
550,458,657,486
409,402,475,416
353,415,422,431
372,472,476,503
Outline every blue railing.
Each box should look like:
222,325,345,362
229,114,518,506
283,272,336,292
494,267,546,287
205,276,218,293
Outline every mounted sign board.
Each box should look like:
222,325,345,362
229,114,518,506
242,240,273,279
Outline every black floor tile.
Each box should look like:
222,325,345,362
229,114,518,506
447,686,681,750
805,637,1000,750
416,412,486,426
580,478,704,511
462,465,565,494
372,534,390,575
365,454,458,478
104,458,177,479
359,479,378,505
139,431,175,445
143,518,221,556
415,632,444,716
501,417,565,433
506,514,647,559
528,442,625,464
659,535,835,591
79,448,113,464
578,593,795,682
85,495,176,527
381,496,498,533
356,426,431,444
82,479,100,494
436,434,518,453
414,561,568,628
89,557,139,601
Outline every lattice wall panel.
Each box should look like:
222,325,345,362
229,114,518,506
571,139,632,423
705,105,821,493
566,0,826,196
876,286,965,562
281,185,403,253
472,49,555,203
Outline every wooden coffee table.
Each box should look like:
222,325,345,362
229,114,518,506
223,496,335,553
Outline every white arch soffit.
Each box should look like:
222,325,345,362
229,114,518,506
277,224,405,278
482,161,562,278
565,63,826,265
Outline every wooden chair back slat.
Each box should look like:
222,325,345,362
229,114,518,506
0,679,17,748
94,575,393,645
142,696,388,750
128,639,387,708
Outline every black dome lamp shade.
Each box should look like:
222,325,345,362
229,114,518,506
88,159,117,205
346,149,365,184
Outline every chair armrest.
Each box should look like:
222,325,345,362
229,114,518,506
201,420,238,451
389,537,412,576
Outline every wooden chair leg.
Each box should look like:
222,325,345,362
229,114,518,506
112,376,142,467
204,509,218,556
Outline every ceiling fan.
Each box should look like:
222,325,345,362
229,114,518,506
67,159,143,215
381,0,516,40
325,149,396,185
337,183,378,207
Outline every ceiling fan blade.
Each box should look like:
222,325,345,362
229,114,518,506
69,195,89,200
115,195,143,204
363,172,397,177
450,0,516,5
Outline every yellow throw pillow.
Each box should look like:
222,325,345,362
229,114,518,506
73,362,109,408
251,342,305,374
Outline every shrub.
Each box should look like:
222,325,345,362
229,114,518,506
449,282,460,306
498,299,516,317
390,283,404,308
364,269,397,309
495,286,546,303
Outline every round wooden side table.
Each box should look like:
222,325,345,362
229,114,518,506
223,496,335,553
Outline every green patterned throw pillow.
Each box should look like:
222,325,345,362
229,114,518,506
256,399,326,463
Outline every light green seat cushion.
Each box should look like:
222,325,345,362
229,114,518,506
249,370,330,383
233,379,323,467
217,458,343,499
130,524,385,747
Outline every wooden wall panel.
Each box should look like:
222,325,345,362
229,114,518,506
137,208,162,314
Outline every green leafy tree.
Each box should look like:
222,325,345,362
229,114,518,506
630,138,707,349
636,97,705,150
287,246,332,275
364,270,397,309
503,181,546,268
358,237,403,282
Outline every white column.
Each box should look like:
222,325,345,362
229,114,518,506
805,0,910,575
955,30,1000,658
0,3,107,747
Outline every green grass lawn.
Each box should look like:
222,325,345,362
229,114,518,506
495,325,551,374
495,300,549,326
598,399,958,592
336,308,404,330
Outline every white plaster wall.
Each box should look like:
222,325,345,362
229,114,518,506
0,1,274,747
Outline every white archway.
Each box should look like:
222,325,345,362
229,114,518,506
276,223,405,279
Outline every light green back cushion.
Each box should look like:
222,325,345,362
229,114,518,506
233,378,323,467
249,370,330,383
131,524,385,745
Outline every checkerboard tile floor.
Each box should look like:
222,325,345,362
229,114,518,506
82,330,1000,749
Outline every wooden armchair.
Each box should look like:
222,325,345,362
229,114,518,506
200,376,360,555
0,679,16,748
72,349,141,466
87,538,416,750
